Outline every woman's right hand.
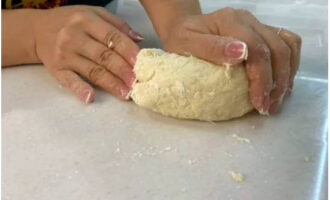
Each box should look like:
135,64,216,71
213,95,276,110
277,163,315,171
33,5,143,103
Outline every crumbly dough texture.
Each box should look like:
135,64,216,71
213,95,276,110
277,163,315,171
130,49,253,121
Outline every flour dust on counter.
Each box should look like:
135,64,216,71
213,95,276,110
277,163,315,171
228,171,245,183
130,48,254,121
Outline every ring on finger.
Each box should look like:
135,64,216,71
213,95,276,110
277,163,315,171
108,40,114,49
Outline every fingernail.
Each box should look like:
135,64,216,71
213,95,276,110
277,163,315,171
119,86,131,100
256,93,270,115
269,101,279,114
128,30,144,41
81,89,93,104
225,41,247,60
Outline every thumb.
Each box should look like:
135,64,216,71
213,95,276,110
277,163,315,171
168,33,248,66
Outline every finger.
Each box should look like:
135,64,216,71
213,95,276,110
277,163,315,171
167,32,248,65
244,18,291,114
69,32,135,87
266,25,302,96
90,6,144,42
53,69,95,103
89,20,139,66
71,11,140,66
70,55,131,100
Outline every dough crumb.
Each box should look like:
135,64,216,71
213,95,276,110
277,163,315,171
224,152,233,157
304,156,310,162
164,146,172,151
232,134,251,143
188,159,197,165
228,171,244,183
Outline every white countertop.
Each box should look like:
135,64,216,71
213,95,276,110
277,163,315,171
2,0,328,199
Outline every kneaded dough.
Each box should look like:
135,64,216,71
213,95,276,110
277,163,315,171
130,49,254,121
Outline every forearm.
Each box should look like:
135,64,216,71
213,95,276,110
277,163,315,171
139,0,201,42
2,9,41,67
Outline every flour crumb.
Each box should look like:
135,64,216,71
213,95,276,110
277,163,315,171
164,146,172,151
251,125,256,129
115,147,121,153
304,156,310,162
188,159,197,165
228,171,244,183
224,152,233,157
133,151,143,157
232,134,250,143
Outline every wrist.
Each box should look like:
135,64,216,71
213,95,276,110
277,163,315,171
31,9,47,63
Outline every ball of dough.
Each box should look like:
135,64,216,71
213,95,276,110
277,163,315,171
130,49,254,121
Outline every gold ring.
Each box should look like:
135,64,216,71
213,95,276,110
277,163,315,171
107,40,114,49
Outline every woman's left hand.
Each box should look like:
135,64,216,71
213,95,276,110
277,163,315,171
161,8,302,115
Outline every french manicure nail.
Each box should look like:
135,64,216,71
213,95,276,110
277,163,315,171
81,89,93,104
225,41,248,60
268,101,279,114
257,94,270,115
129,30,144,41
119,86,131,100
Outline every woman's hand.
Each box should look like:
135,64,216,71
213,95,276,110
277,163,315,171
161,8,302,114
34,6,143,103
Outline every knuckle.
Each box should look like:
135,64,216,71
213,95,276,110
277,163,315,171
70,9,89,25
56,28,73,48
221,7,236,16
255,44,271,60
237,9,251,16
293,34,302,46
96,49,115,66
54,50,66,62
88,66,107,83
238,9,259,22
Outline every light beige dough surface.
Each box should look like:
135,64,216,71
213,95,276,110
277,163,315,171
130,49,254,121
